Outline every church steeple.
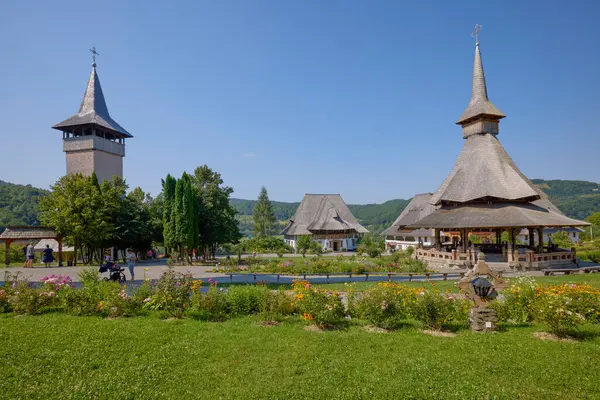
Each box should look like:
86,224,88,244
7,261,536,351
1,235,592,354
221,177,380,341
52,47,131,138
457,25,505,138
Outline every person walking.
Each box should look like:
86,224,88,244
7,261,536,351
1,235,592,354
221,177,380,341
126,248,137,281
25,242,35,268
42,244,55,268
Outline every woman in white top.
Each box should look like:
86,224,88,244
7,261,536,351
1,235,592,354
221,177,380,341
126,249,137,281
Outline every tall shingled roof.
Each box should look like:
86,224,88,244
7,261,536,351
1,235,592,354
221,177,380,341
52,63,132,138
281,194,369,236
429,133,542,205
393,29,589,231
456,41,505,125
381,194,437,236
430,38,541,206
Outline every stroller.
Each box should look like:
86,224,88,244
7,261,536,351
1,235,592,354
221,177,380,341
99,261,127,283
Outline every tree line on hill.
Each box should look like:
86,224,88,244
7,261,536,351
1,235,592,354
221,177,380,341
1,177,600,250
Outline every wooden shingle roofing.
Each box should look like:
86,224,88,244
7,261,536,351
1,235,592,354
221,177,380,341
0,226,59,241
52,64,132,138
281,194,368,236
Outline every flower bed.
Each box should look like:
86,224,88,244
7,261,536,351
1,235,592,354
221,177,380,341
492,276,600,337
212,254,428,275
1,270,599,337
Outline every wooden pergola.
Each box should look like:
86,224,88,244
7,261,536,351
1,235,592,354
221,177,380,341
0,226,63,267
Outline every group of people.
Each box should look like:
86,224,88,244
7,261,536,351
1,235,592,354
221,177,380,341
22,242,55,268
19,243,138,281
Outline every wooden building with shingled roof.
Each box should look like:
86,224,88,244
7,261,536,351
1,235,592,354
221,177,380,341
0,226,64,267
385,28,589,270
282,194,368,252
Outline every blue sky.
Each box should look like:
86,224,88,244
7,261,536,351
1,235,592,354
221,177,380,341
1,0,599,203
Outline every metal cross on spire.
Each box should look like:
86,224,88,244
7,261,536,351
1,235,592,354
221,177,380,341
471,24,482,45
89,46,99,66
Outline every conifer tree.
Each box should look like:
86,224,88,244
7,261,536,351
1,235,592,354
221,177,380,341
90,171,100,191
162,174,177,252
252,186,277,238
171,176,184,261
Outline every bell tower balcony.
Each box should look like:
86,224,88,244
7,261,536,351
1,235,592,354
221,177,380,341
63,134,125,157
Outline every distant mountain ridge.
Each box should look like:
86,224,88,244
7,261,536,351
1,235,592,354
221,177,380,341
2,178,599,235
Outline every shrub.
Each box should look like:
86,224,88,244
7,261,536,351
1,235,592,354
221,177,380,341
410,290,455,331
534,283,600,325
260,290,297,322
532,292,585,337
4,272,52,315
10,286,48,315
390,251,404,264
228,285,270,316
352,284,411,330
502,276,538,324
399,258,428,273
0,288,10,313
357,234,385,258
143,267,193,319
60,278,121,316
293,280,346,328
192,286,230,321
579,250,600,263
406,246,415,257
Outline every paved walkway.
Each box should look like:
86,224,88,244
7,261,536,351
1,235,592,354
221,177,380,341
3,258,595,284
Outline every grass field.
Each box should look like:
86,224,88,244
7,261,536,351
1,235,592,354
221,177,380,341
1,314,600,399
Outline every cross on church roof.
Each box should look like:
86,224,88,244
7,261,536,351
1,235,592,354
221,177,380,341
471,24,482,45
89,46,99,66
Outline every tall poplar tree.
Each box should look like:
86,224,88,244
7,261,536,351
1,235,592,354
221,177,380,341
171,177,184,260
252,186,277,238
162,174,177,252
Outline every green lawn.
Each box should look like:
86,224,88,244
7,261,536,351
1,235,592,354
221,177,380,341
1,314,600,399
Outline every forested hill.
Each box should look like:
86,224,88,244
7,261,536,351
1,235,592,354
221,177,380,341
531,179,600,220
0,180,48,230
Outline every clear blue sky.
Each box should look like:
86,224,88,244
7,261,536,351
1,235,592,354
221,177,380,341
1,0,599,204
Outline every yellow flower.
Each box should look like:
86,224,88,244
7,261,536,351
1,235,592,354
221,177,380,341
296,294,304,300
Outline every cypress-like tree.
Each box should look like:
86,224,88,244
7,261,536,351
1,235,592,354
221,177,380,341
90,171,100,191
162,174,177,251
180,173,195,262
252,186,277,238
171,177,184,260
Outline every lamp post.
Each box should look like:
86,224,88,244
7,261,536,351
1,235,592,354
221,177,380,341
456,252,507,332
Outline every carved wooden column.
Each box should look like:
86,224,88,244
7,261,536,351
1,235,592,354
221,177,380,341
528,227,534,249
57,237,63,267
4,239,12,267
434,229,441,250
537,227,544,253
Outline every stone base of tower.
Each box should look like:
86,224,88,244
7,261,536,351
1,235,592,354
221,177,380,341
66,150,123,182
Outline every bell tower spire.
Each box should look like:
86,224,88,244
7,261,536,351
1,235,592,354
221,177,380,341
52,47,133,183
457,25,505,138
